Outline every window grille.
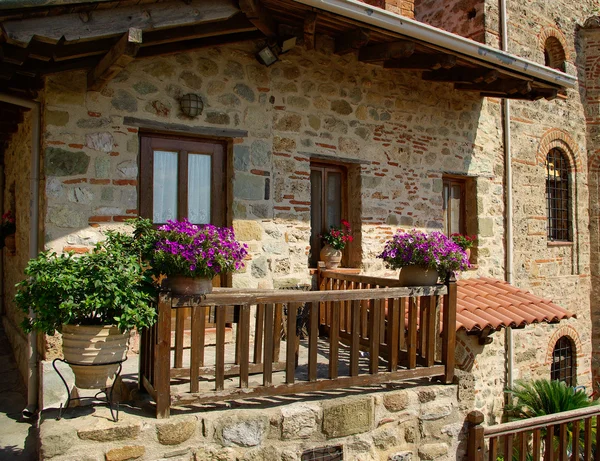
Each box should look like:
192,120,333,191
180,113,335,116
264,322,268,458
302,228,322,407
301,445,344,461
546,149,571,241
551,336,575,387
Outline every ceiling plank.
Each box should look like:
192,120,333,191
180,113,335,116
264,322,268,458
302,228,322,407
88,28,141,91
239,0,277,38
303,12,317,51
455,79,532,95
335,28,370,55
2,0,240,46
423,68,500,84
141,14,255,47
384,53,457,70
358,40,415,63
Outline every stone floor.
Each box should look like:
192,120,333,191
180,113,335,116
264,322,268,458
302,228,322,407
0,322,37,460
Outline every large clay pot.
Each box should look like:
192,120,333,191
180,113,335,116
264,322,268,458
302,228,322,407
166,275,213,296
61,325,130,389
320,244,342,269
398,265,439,287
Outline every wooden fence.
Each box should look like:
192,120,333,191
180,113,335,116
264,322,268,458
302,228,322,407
139,275,457,418
467,406,600,461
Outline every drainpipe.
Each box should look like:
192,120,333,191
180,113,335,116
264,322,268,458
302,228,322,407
0,93,41,417
499,0,515,392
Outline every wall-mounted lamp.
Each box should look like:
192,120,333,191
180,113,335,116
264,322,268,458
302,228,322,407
256,36,298,66
180,93,203,118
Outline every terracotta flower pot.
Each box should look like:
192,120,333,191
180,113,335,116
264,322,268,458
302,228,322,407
166,275,213,296
320,244,342,269
4,234,15,252
61,325,130,389
398,265,439,287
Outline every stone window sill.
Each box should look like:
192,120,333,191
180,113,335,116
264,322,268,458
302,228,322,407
547,241,574,247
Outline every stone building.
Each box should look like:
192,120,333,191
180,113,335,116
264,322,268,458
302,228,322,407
0,0,599,458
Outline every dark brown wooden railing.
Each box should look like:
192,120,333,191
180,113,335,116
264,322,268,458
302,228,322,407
467,407,600,461
139,278,456,418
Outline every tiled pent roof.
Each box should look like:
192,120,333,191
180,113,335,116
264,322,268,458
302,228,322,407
456,277,575,332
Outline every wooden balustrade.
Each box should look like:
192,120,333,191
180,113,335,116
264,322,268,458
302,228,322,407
467,406,600,461
139,275,457,418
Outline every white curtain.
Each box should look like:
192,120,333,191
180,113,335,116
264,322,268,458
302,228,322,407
188,153,211,224
153,150,178,223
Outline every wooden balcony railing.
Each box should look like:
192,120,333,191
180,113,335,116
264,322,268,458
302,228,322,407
139,275,457,418
467,406,600,460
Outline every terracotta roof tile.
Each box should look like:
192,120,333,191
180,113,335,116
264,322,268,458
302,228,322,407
455,278,575,332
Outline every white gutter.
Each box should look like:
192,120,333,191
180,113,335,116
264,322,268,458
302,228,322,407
0,93,41,417
292,0,576,89
498,0,514,392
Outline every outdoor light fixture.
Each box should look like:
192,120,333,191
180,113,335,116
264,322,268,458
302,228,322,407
179,93,203,117
280,36,297,53
256,45,278,67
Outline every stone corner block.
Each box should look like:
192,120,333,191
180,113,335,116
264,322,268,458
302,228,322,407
322,396,374,439
233,220,264,241
217,415,269,447
156,417,198,445
383,390,409,412
78,421,141,442
281,403,321,440
418,442,449,460
105,445,145,461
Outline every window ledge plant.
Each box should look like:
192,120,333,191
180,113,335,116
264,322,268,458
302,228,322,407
320,220,353,269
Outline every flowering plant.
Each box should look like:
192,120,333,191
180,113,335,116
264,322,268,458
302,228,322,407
377,229,469,278
153,219,248,279
450,234,478,251
0,211,16,249
321,220,353,251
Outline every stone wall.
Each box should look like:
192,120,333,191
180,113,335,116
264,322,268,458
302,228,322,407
2,109,33,383
415,0,485,43
39,382,465,461
39,39,503,288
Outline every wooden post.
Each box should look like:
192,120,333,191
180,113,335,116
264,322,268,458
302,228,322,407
467,410,485,461
155,293,172,419
442,272,457,384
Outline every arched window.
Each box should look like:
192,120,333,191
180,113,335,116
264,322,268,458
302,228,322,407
550,336,575,387
546,149,571,241
544,36,566,72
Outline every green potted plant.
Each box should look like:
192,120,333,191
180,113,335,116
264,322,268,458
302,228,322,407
319,220,353,269
16,230,157,389
377,229,469,286
152,219,248,295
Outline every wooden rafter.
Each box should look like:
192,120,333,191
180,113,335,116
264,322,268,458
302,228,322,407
423,68,500,84
358,41,415,62
87,28,141,91
455,79,532,95
335,28,370,55
239,0,277,38
303,12,317,51
384,53,457,70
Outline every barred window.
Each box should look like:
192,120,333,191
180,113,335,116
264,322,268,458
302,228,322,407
546,149,571,241
551,336,575,387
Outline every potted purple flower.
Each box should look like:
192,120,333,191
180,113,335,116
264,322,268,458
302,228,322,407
153,219,248,295
377,229,469,286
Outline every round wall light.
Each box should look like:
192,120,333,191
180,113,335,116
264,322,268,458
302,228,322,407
180,93,204,118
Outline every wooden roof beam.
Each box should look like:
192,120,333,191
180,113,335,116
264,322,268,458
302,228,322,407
455,79,532,95
239,0,277,38
358,40,415,63
335,28,370,55
303,12,317,51
384,53,457,70
423,68,500,84
87,28,141,92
